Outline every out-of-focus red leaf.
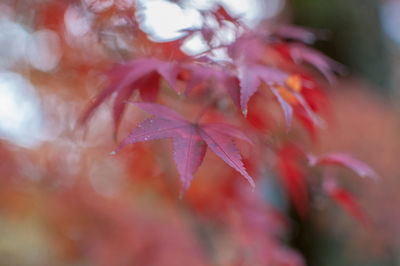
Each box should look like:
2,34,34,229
293,91,324,128
183,62,239,105
287,44,344,83
308,153,379,180
277,145,309,217
297,74,330,113
323,177,368,225
274,25,316,44
295,107,318,140
79,58,180,134
229,183,305,266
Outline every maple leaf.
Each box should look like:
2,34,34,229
237,63,289,115
276,145,309,217
308,153,377,224
308,153,379,180
182,61,241,106
228,35,266,64
274,25,317,44
79,58,180,134
111,102,255,194
287,43,344,83
292,90,324,127
227,37,302,128
183,61,227,93
271,87,294,131
323,176,368,225
237,64,323,132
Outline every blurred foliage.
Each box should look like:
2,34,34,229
0,1,399,266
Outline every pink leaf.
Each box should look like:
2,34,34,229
173,127,207,195
79,58,180,132
183,63,241,108
199,126,255,189
111,117,187,154
288,44,344,83
184,63,221,94
237,64,288,115
228,36,265,63
308,153,379,180
274,25,316,44
201,123,253,144
238,65,262,115
271,87,293,132
113,83,137,135
113,103,254,193
132,102,187,122
122,58,179,91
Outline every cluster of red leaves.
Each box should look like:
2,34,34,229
0,1,382,265
80,1,377,222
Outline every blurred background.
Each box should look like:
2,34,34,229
0,0,399,265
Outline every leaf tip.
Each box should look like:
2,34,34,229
307,154,318,166
366,171,380,182
178,189,186,200
247,176,256,191
242,108,248,117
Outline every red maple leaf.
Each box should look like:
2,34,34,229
287,43,344,83
227,36,323,131
79,58,180,134
323,176,368,225
237,63,289,115
237,64,323,132
111,102,255,195
182,61,241,106
308,152,379,180
276,145,309,217
308,153,378,224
